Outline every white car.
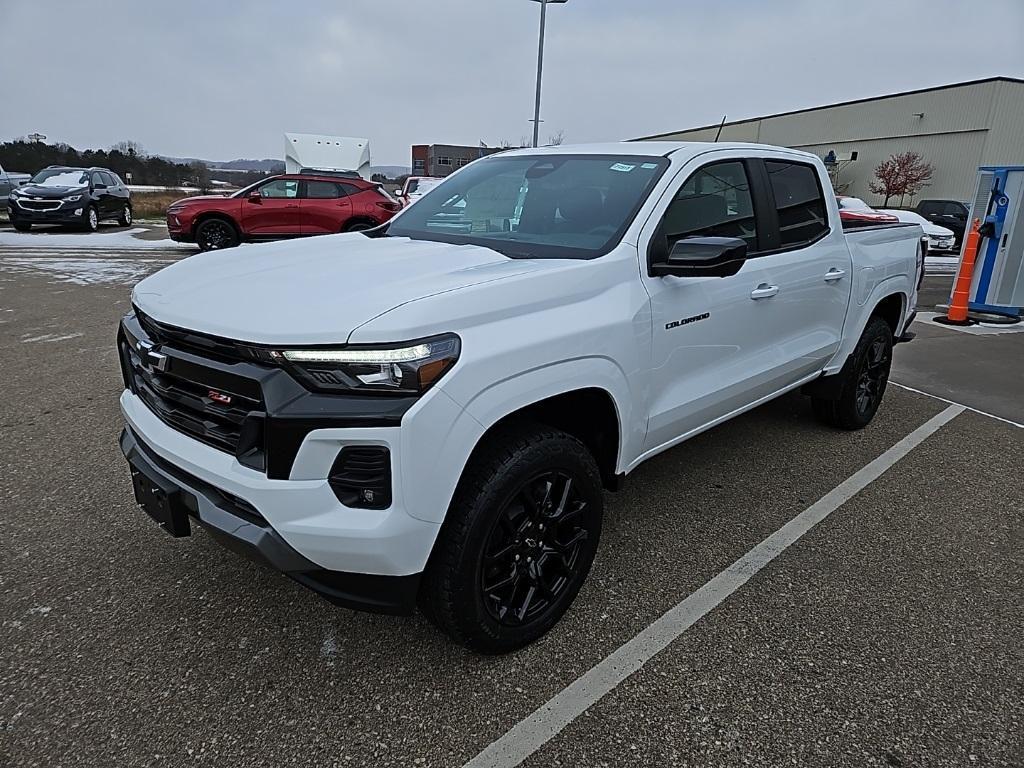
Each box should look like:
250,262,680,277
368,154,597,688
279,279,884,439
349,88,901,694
118,142,923,653
879,209,957,252
396,176,444,208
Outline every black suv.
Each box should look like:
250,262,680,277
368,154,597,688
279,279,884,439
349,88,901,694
915,199,970,248
8,166,132,232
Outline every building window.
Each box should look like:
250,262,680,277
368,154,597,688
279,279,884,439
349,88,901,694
413,159,425,172
436,156,452,166
457,157,472,167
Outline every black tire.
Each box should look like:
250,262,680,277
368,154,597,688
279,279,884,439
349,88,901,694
12,221,31,232
343,220,374,233
195,217,240,251
84,205,99,232
420,423,603,654
812,316,893,430
118,204,133,227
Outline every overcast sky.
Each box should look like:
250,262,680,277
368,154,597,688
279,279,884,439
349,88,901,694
1,0,1022,167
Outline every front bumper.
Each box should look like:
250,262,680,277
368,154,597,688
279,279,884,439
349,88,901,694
120,422,426,614
8,200,88,224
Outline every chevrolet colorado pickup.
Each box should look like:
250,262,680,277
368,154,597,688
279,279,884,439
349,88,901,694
118,142,923,653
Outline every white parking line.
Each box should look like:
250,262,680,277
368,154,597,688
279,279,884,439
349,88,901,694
463,404,965,768
890,381,1023,429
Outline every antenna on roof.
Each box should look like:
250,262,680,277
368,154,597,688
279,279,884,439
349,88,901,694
714,115,727,142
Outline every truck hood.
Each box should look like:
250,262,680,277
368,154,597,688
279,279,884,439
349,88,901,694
132,234,543,344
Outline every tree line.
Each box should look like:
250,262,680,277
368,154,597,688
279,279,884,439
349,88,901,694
0,139,204,187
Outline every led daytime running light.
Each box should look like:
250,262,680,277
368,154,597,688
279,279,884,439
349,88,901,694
282,343,433,364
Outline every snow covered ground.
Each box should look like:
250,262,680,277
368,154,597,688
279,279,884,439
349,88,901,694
925,254,959,275
0,227,192,251
0,256,177,286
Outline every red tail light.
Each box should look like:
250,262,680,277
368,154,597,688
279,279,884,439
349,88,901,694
375,201,400,212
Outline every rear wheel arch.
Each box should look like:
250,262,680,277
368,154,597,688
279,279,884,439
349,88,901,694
871,292,906,336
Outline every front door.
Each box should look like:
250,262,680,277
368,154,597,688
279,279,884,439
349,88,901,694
241,178,303,235
641,158,785,451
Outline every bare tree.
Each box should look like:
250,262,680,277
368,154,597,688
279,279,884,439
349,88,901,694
189,161,211,193
869,151,934,206
111,140,146,158
547,129,565,146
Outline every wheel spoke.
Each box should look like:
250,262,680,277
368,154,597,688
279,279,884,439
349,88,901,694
515,585,537,622
553,476,573,518
483,567,519,595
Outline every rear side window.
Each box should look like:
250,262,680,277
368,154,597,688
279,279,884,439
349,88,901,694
305,180,341,199
661,161,758,249
100,171,117,186
764,160,828,247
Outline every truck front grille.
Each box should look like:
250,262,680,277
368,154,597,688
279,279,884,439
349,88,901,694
120,313,266,470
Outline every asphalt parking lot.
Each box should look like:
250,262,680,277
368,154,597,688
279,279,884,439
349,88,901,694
1,225,1022,767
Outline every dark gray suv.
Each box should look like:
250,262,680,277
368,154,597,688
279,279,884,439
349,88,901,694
8,166,132,232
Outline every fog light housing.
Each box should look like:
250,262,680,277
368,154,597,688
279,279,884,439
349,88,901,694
328,446,391,509
74,208,83,216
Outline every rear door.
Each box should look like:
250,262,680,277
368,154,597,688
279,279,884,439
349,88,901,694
240,178,303,235
756,157,851,372
299,180,352,234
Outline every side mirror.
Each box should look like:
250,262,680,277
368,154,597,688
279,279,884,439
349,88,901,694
650,236,748,278
247,192,262,204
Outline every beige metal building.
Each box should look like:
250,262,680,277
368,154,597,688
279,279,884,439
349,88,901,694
634,77,1024,204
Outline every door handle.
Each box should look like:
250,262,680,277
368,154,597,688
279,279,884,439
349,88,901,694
824,268,847,282
750,284,779,300
286,203,299,208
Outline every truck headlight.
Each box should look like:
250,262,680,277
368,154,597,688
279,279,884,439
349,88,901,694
267,334,460,395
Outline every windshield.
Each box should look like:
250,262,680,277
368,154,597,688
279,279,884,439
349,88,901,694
30,168,89,187
386,154,669,259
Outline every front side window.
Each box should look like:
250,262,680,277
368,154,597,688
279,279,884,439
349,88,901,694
100,171,117,187
661,161,758,248
765,160,828,247
387,154,669,259
259,179,298,199
305,180,340,199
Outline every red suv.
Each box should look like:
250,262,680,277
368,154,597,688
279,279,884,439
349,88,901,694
166,173,400,251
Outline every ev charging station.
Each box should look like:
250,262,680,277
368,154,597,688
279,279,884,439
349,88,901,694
955,166,1024,321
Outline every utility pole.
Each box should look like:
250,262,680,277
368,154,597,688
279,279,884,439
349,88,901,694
529,0,568,148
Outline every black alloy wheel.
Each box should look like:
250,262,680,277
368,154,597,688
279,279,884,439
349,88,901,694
196,218,239,251
480,470,592,626
855,336,890,418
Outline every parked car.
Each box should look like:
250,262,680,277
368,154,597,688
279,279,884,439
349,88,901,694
395,176,444,208
7,166,132,231
879,209,956,251
915,199,970,248
0,163,31,210
117,142,923,653
835,196,900,225
166,173,400,251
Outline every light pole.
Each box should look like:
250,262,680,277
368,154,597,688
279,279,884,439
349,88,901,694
529,0,568,148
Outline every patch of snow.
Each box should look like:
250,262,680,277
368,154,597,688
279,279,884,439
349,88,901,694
925,255,959,275
20,332,84,343
1,257,175,285
0,227,192,250
27,605,52,616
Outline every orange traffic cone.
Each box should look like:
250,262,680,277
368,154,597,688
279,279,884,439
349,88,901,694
940,219,982,325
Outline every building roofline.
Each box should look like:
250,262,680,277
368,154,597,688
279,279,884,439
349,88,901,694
632,76,1024,141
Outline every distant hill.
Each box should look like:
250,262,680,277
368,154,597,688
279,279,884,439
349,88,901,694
161,157,409,179
372,165,411,179
160,156,285,173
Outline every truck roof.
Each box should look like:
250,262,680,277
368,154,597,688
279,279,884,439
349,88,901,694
498,141,822,163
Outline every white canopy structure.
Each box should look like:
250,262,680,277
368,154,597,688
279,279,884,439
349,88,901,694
284,133,371,179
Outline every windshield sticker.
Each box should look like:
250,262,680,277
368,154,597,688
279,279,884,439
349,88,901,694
640,163,658,169
609,163,636,172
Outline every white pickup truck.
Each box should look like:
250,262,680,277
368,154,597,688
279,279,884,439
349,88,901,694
118,142,923,653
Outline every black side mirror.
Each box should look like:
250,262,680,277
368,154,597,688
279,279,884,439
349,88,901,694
651,236,748,278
